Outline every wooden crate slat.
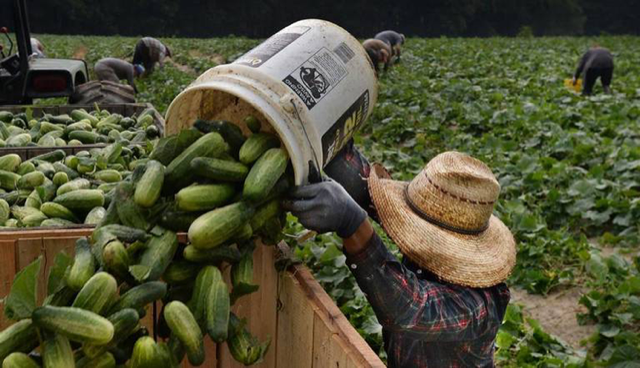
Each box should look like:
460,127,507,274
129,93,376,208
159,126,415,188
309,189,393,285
275,273,314,368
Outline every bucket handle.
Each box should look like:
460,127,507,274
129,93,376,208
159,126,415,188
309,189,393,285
289,98,323,183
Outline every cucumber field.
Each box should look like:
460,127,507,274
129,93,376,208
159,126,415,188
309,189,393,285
35,34,640,366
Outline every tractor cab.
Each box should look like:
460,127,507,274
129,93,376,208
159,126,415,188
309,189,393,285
0,0,88,104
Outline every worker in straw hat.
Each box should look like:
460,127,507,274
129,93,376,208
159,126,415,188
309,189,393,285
284,151,516,367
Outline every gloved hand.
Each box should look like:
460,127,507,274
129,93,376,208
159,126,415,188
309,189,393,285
323,140,372,214
283,179,368,238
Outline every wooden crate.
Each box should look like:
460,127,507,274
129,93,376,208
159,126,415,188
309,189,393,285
0,230,384,367
0,103,165,160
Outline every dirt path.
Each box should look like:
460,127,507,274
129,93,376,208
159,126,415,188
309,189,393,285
510,287,595,350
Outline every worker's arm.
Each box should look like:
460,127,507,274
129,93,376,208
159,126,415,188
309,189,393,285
284,180,498,339
574,50,590,79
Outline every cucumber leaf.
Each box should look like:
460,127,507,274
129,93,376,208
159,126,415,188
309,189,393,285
4,256,42,320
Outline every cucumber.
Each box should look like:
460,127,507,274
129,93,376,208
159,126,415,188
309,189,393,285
56,178,90,196
40,218,76,227
193,119,245,159
84,206,106,225
165,132,228,190
205,267,230,342
71,272,117,315
82,308,139,359
129,336,162,368
66,237,96,291
159,209,199,232
250,199,281,231
1,352,40,368
109,281,167,313
6,133,31,147
239,133,280,165
40,202,79,223
68,131,99,144
134,160,164,208
29,149,65,163
231,253,260,303
176,184,235,212
130,229,178,282
0,154,22,172
243,148,288,202
162,260,201,285
183,244,241,264
102,240,130,281
54,189,105,212
0,319,37,362
42,334,74,368
17,171,44,190
191,157,248,182
94,169,122,183
0,170,21,190
52,162,80,180
33,306,114,344
188,202,254,249
70,109,99,125
164,301,204,366
24,190,41,209
35,162,55,177
16,161,35,176
76,352,116,368
52,172,69,186
0,198,9,224
244,115,261,134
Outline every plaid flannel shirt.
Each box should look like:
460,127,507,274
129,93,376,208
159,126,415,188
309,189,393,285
345,233,510,368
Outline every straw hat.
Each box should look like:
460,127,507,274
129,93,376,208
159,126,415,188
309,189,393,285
368,151,516,288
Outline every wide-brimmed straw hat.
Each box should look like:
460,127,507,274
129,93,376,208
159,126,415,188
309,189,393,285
368,151,516,288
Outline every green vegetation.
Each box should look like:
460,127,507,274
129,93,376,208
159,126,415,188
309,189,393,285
33,35,640,366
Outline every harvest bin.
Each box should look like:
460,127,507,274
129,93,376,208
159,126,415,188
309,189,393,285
0,231,385,367
0,103,165,160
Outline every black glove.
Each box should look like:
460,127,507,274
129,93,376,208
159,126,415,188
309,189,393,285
323,140,373,216
283,179,367,238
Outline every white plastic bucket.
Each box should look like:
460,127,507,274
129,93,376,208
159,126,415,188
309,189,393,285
165,19,378,185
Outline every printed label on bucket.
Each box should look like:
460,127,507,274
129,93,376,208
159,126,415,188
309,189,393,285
322,90,370,163
283,47,349,109
235,26,310,68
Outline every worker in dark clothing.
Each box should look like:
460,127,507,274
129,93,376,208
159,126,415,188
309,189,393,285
363,39,392,73
132,37,171,75
573,46,614,96
94,58,144,93
287,146,516,367
375,30,405,61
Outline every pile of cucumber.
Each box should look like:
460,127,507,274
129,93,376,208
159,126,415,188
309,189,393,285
0,108,159,148
0,116,290,367
0,142,152,228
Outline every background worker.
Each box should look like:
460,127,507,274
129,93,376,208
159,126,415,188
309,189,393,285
363,38,392,73
132,37,172,75
30,37,45,58
286,151,516,367
573,45,614,95
94,58,144,93
375,30,405,61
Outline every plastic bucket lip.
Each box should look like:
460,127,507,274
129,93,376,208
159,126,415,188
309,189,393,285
166,72,314,185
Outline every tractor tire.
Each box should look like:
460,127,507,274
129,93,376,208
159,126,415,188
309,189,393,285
69,81,136,105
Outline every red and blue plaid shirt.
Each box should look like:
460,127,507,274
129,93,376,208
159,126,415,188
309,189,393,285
345,233,511,368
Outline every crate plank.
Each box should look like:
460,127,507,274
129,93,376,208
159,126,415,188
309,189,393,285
0,240,17,330
289,261,384,367
275,273,314,368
